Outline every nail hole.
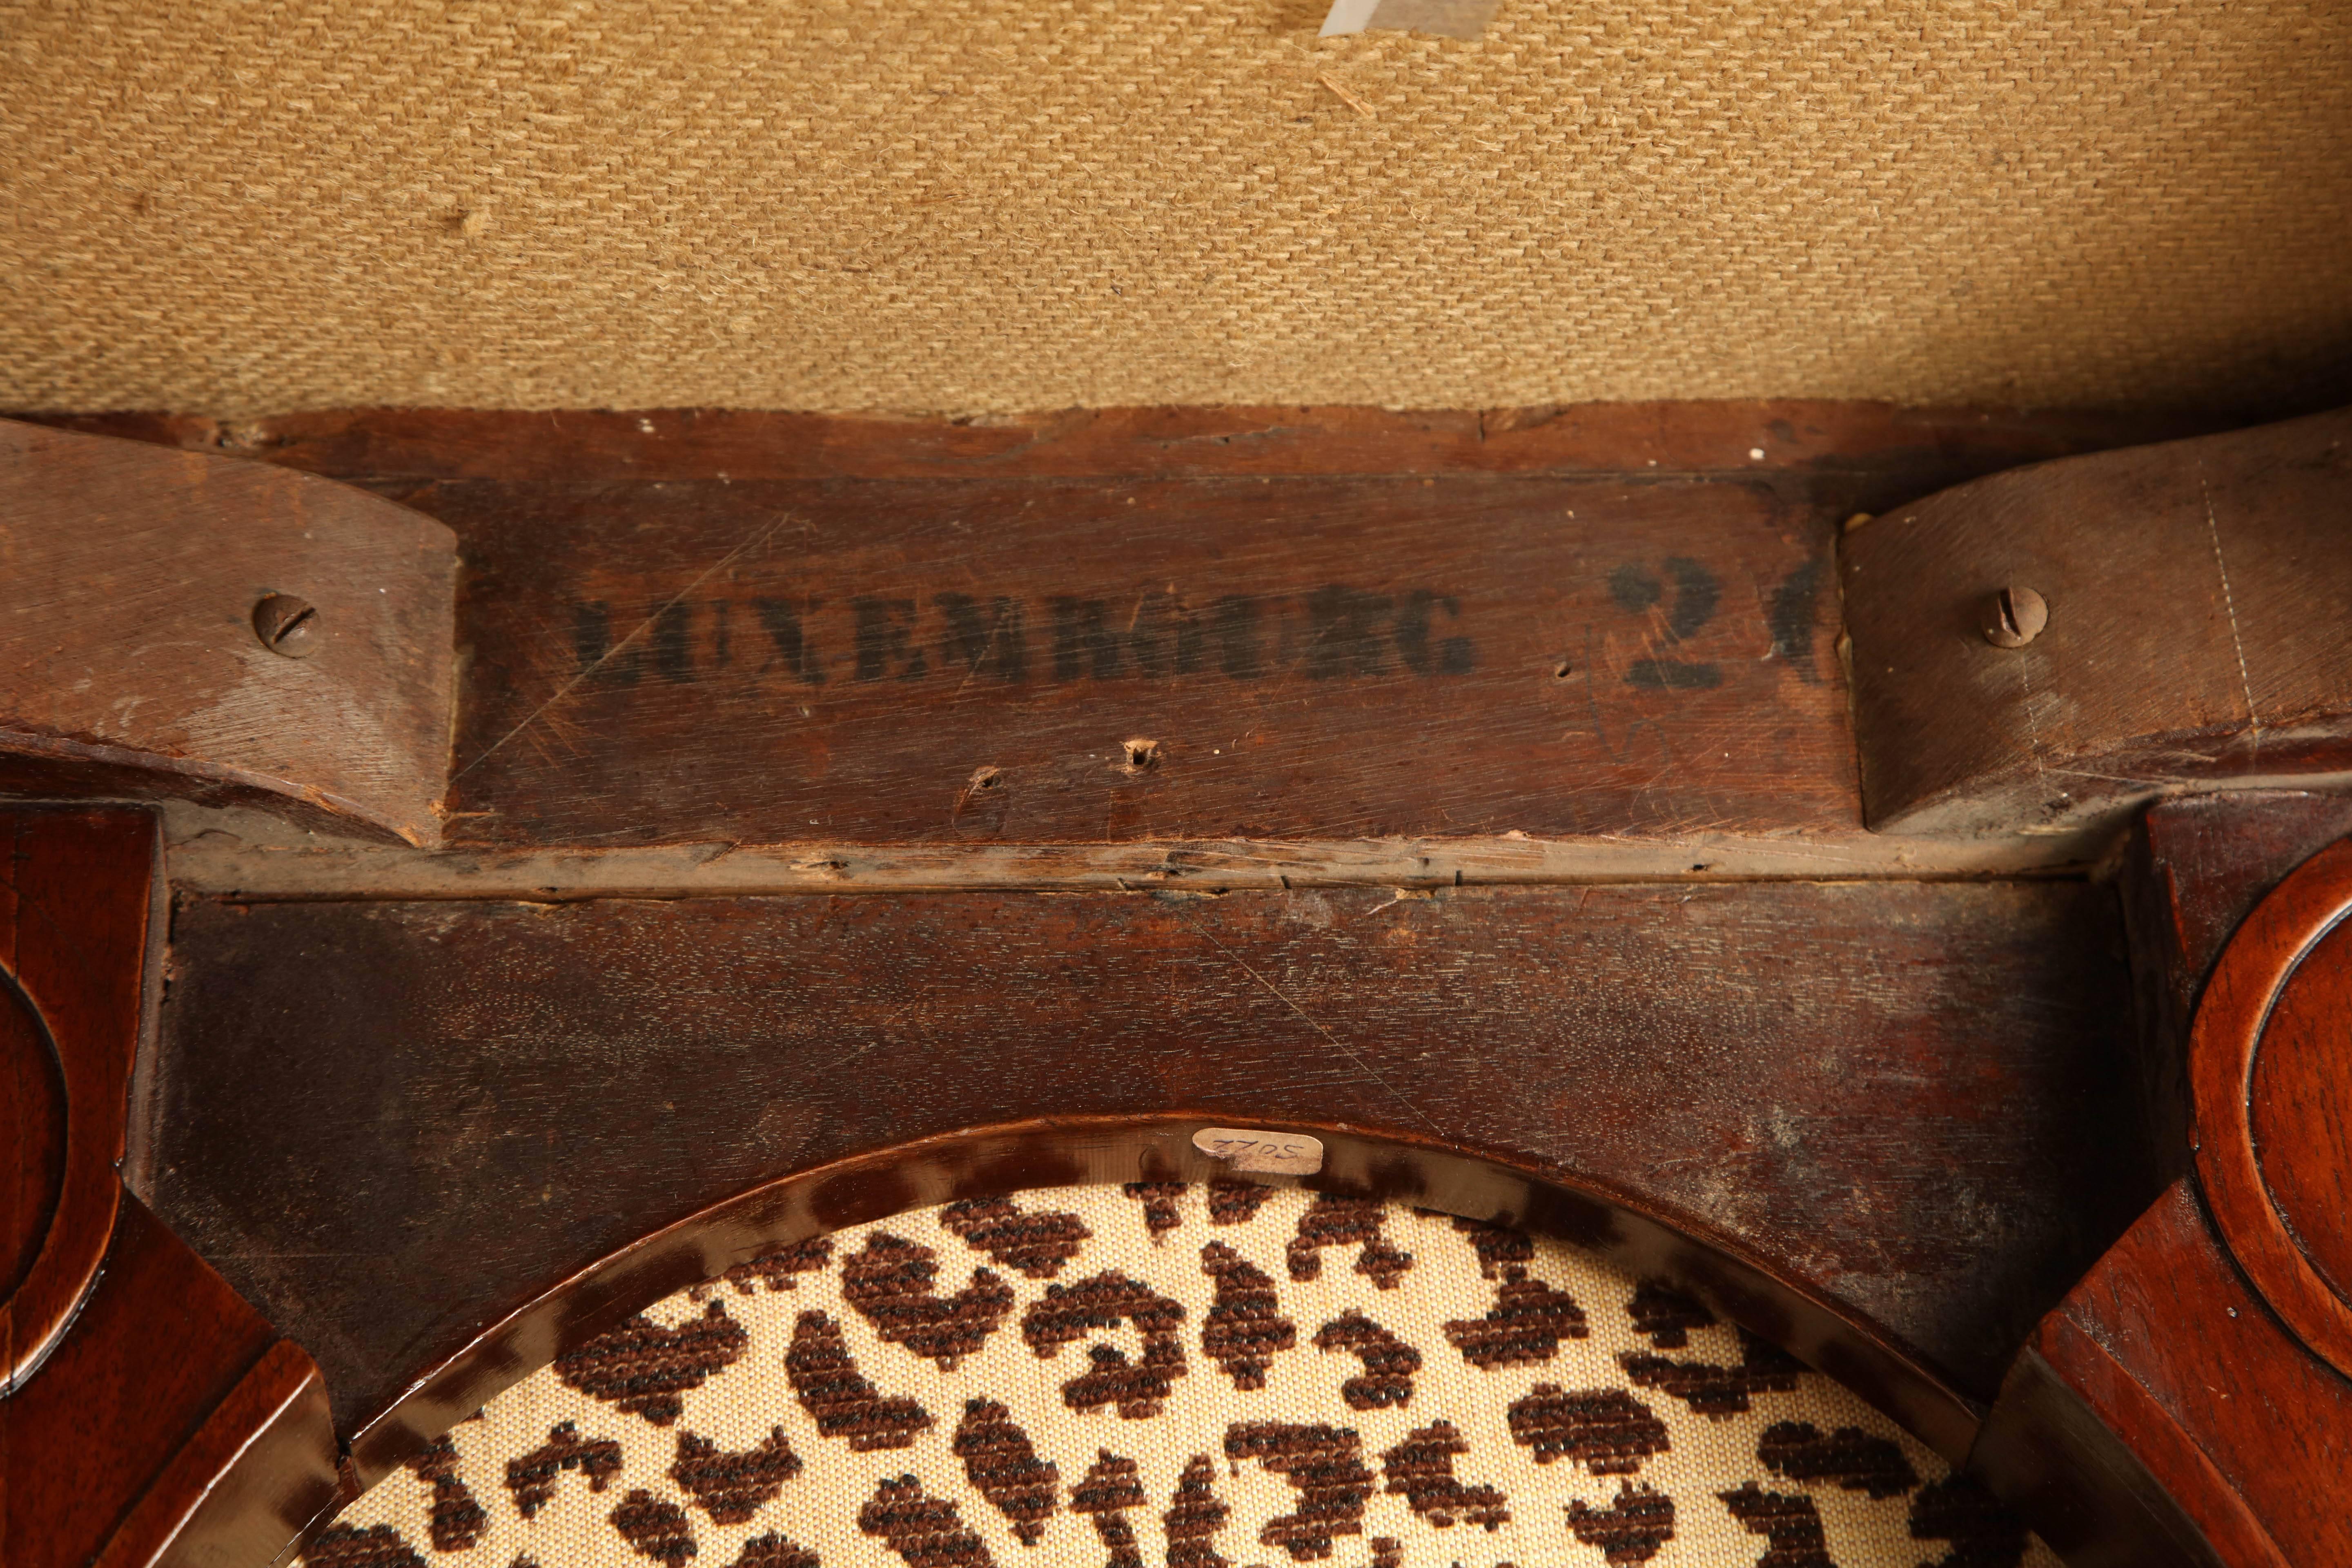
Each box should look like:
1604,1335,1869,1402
971,766,1001,791
1553,659,1574,679
1123,739,1162,773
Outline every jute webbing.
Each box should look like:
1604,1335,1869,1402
3,0,2347,417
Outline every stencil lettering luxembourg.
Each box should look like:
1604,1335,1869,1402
567,586,1476,686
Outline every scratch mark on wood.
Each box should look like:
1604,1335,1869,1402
2017,659,2049,794
1176,907,1445,1140
2203,473,2261,755
452,517,792,782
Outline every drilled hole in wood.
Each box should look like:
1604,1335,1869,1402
1553,659,1574,679
1123,739,1162,773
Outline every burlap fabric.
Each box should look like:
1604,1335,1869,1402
306,1184,2054,1568
3,0,2348,418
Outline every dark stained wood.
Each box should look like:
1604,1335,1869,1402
0,420,458,846
2116,792,2352,1183
2187,835,2352,1378
2244,920,2352,1307
0,808,344,1568
433,472,1850,846
1842,407,2352,837
13,405,2323,1563
0,1195,338,1568
2134,793,2352,1011
0,809,158,1393
1978,1180,2352,1568
96,1339,341,1568
0,965,64,1312
1978,806,2352,1568
22,402,2222,853
146,877,2160,1479
28,402,2219,491
1973,1332,2233,1568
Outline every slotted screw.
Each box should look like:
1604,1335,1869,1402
1980,586,2048,649
252,594,320,658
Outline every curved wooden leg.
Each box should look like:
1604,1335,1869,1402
1973,807,2352,1568
0,810,341,1568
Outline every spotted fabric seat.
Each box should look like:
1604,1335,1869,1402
307,1185,2055,1568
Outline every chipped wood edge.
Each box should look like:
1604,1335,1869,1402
160,800,2123,899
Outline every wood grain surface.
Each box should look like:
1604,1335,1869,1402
1974,1335,2235,1568
0,808,341,1568
2247,918,2352,1308
23,401,2222,855
0,1195,336,1568
2125,794,2352,1046
0,809,157,1394
29,402,2216,488
1842,407,2352,838
1982,1180,2352,1568
148,878,2158,1469
2187,835,2352,1379
95,1338,340,1568
2138,794,2352,1003
0,420,457,846
0,963,63,1314
152,803,2126,900
1978,798,2352,1568
431,472,1849,846
2114,792,2352,1187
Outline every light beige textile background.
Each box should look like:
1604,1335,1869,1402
310,1185,2060,1568
3,0,2348,418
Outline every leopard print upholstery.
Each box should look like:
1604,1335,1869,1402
306,1184,2056,1568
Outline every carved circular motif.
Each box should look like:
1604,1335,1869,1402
0,971,66,1310
2192,836,2352,1379
2250,916,2352,1305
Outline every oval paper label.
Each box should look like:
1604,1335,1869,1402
1192,1126,1324,1175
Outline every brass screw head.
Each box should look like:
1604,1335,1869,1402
1980,586,2048,649
252,594,320,657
